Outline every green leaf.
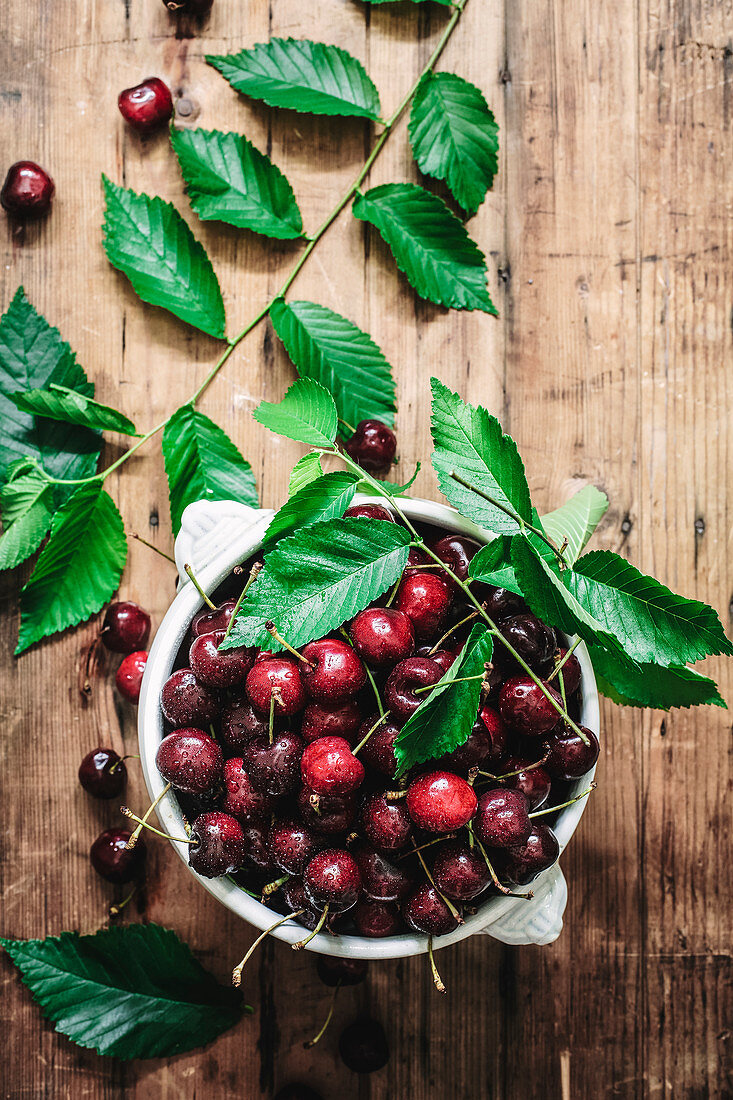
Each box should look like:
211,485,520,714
207,39,381,120
222,517,411,651
409,71,498,216
0,464,53,570
264,471,359,546
8,385,138,436
588,644,726,710
16,483,127,654
102,176,226,339
1,924,245,1060
540,485,609,566
162,405,258,535
171,126,303,240
469,537,522,595
394,624,494,775
288,452,324,498
0,288,100,500
269,299,396,436
430,378,532,534
253,378,338,448
352,183,496,313
568,549,733,666
365,463,421,497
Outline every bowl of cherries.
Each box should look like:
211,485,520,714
137,489,600,963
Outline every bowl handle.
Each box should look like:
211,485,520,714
477,863,567,946
174,500,275,585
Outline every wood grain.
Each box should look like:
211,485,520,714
0,1,731,1097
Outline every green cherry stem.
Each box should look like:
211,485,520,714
304,982,342,1047
184,563,216,610
529,782,597,819
232,910,306,986
124,782,171,849
221,560,263,644
428,609,479,653
411,840,463,924
340,625,385,716
547,636,582,683
478,749,551,782
412,674,484,695
352,710,391,756
129,531,176,564
427,936,447,995
473,834,533,900
292,905,330,950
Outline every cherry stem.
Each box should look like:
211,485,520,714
221,560,263,643
384,788,408,800
384,575,401,608
340,626,385,716
547,637,582,683
262,874,289,898
397,835,456,861
338,417,356,435
129,531,176,564
428,610,479,654
304,982,341,1048
268,690,280,746
479,750,551,782
529,782,597,819
413,673,483,695
427,936,447,995
473,833,534,900
352,710,391,755
108,753,139,775
292,905,330,950
125,782,171,849
266,621,313,665
121,808,193,844
184,563,216,609
232,910,306,986
411,841,463,924
109,887,137,918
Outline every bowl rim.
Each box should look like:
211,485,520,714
138,494,599,959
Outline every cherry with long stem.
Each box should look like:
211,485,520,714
184,564,215,610
124,782,171,849
529,782,596,819
232,910,306,986
292,905,330,950
411,840,462,924
221,560,262,644
304,982,341,1048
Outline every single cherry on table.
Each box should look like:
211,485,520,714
118,77,173,134
1,162,54,218
90,829,145,884
78,748,127,799
102,601,150,654
115,650,148,704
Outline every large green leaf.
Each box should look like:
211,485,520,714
269,299,396,435
430,378,532,534
353,184,495,313
102,176,226,339
264,471,359,546
469,536,522,595
288,452,324,498
588,644,726,710
16,483,127,654
0,288,100,499
1,924,245,1060
409,71,498,216
207,39,381,120
540,485,609,566
162,405,258,535
253,378,338,448
0,463,53,570
171,126,303,240
569,550,733,666
8,385,138,436
221,517,411,651
394,624,494,774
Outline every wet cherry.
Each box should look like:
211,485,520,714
406,771,477,833
268,820,320,875
344,503,395,522
245,658,305,716
498,823,560,885
300,700,362,744
300,639,366,704
303,849,362,913
243,732,304,798
297,787,357,835
115,650,147,703
161,668,219,728
192,598,237,637
360,792,412,852
220,698,269,754
90,829,145,883
545,726,600,780
221,758,275,825
78,748,127,799
155,728,223,796
101,600,150,653
188,811,247,878
300,736,365,796
189,630,254,688
499,676,562,737
350,607,415,667
432,841,490,901
394,573,453,641
344,419,397,476
385,657,443,725
403,883,459,936
474,788,532,849
354,898,402,938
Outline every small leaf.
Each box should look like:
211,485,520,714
222,517,411,651
253,378,338,448
588,644,726,711
365,463,421,497
171,126,303,240
207,39,381,120
409,71,498,215
8,385,138,436
0,464,53,570
430,378,533,534
264,471,359,546
1,924,245,1060
162,405,258,535
102,176,226,339
540,485,609,566
353,183,496,313
16,483,127,654
288,452,324,498
269,299,396,435
469,537,522,595
394,624,494,775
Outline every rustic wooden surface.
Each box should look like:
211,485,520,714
1,1,731,1097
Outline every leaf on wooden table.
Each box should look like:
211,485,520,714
0,462,53,571
588,644,726,711
8,385,139,436
253,378,338,448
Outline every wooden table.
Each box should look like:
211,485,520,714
1,1,731,1096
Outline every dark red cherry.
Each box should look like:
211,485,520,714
240,823,278,875
474,788,531,848
499,677,562,737
416,646,457,674
118,77,173,134
344,503,395,522
297,787,357,835
115,650,147,703
162,0,214,14
406,771,477,833
554,648,582,695
243,731,303,798
545,727,600,780
432,841,490,901
268,820,320,875
189,630,254,689
338,1018,390,1074
220,697,269,754
350,607,415,667
90,829,145,884
353,844,413,903
101,600,151,653
245,657,305,716
477,704,508,764
300,700,361,744
301,736,365,797
191,598,237,637
357,718,400,778
316,955,368,987
303,849,362,913
188,811,246,878
403,546,436,576
79,748,127,799
430,534,481,583
1,161,54,218
280,878,322,931
501,756,551,810
495,614,556,673
499,823,560,885
221,758,275,824
344,420,397,476
482,586,529,622
403,883,459,936
437,718,497,773
353,898,402,938
384,657,443,725
394,572,453,641
160,668,219,727
300,639,366,704
361,792,412,852
155,728,223,796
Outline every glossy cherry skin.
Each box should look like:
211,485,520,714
432,841,490,901
495,613,556,673
303,849,362,913
118,77,173,133
437,719,497,774
500,756,551,811
554,648,582,696
240,824,278,876
477,704,508,764
349,607,415,667
160,668,219,728
344,419,397,476
90,829,145,883
354,898,403,938
358,718,400,779
245,657,305,716
268,820,320,875
545,727,600,780
316,955,368,987
403,883,459,936
192,598,237,637
394,572,453,641
482,586,528,622
301,700,361,744
220,698,269,754
474,788,532,849
297,787,357,835
499,677,562,737
188,811,247,878
499,823,560,885
406,771,477,833
101,600,151,653
79,748,127,799
353,843,413,902
361,792,412,852
115,650,147,703
155,728,223,796
403,546,433,575
300,639,366,704
280,877,322,931
416,646,457,674
338,1019,390,1074
221,758,275,825
344,503,395,522
189,630,254,689
243,731,303,798
300,736,365,797
430,534,481,583
1,162,54,218
385,657,443,725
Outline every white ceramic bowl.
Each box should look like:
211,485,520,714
138,495,599,958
